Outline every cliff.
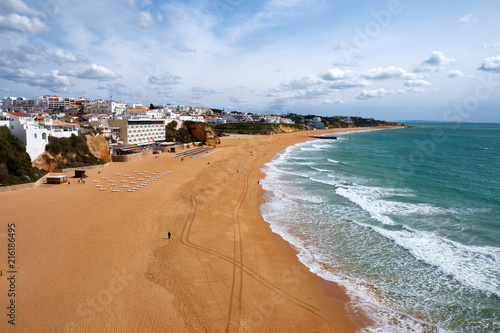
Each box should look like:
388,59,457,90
183,122,220,145
272,124,308,134
86,135,111,162
32,152,59,172
214,123,307,135
32,134,106,171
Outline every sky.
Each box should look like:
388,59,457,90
0,0,500,122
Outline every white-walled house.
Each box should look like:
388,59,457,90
2,111,49,160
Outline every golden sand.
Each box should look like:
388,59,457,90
0,127,395,332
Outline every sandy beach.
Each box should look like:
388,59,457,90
0,127,395,332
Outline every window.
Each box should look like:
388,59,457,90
34,133,37,138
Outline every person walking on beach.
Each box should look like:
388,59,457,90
168,231,171,239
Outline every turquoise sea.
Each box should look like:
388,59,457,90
260,123,500,332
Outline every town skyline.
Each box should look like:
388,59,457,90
1,0,500,122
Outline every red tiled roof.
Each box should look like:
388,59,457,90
5,111,31,117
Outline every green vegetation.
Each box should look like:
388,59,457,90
165,120,198,144
0,127,48,186
45,134,105,169
281,113,399,128
214,123,306,135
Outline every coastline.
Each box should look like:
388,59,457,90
0,126,400,332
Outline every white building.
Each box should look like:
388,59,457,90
125,109,164,119
38,117,79,138
108,118,166,145
2,111,49,160
311,117,325,129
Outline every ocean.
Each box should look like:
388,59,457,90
260,123,500,332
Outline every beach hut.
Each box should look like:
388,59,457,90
74,169,87,178
46,175,68,184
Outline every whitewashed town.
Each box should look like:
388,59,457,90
0,94,309,162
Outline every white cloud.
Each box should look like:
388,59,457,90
0,14,49,34
53,48,81,63
447,70,465,78
480,42,498,49
288,86,330,100
191,87,219,95
0,67,71,92
459,14,474,23
405,87,426,93
226,0,317,40
228,96,248,104
282,75,325,89
323,98,343,104
320,69,369,89
137,11,154,29
1,45,88,65
65,64,121,81
148,73,182,85
0,0,44,17
414,51,456,73
354,88,391,100
320,69,354,81
404,79,432,87
478,56,500,73
332,60,359,67
363,66,421,80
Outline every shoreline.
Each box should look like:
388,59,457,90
0,126,401,332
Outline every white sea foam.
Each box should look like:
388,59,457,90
299,147,322,152
294,161,316,166
369,225,500,299
327,158,340,164
310,167,331,172
335,185,461,225
260,190,436,333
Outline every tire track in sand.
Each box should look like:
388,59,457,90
225,159,255,333
179,160,336,332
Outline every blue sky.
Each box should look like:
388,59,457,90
1,0,500,122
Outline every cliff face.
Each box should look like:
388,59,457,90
32,152,59,172
183,122,220,146
86,135,111,162
272,124,307,134
32,134,109,171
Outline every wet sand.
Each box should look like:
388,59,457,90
0,127,397,332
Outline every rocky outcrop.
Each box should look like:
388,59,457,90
32,134,108,171
272,124,308,134
183,122,220,146
32,152,59,172
86,135,111,162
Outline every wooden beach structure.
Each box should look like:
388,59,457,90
46,175,68,184
74,169,88,178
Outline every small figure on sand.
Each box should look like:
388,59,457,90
168,231,171,239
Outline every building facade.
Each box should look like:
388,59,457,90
108,119,166,145
2,111,49,160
